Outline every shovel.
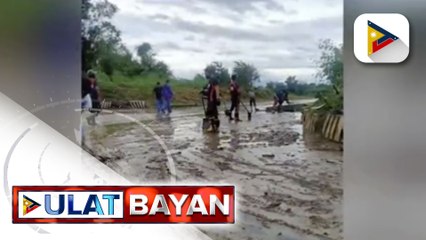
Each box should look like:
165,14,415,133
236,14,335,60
201,96,211,130
240,101,252,121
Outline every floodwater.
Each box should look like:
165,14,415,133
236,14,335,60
85,101,342,240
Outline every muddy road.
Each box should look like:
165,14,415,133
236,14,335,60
86,102,343,240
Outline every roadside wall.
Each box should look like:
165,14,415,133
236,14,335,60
101,100,146,109
302,111,344,143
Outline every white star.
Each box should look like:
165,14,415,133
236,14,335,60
371,32,377,38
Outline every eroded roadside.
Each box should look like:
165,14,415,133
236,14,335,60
85,106,342,240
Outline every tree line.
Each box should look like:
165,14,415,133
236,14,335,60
82,0,172,80
81,0,343,109
203,61,260,89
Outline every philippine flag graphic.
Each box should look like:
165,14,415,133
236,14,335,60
354,14,409,63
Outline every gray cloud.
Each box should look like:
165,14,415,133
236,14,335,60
118,13,341,45
168,15,342,48
110,0,342,81
198,0,286,13
151,13,170,21
155,42,182,50
217,49,243,56
184,35,196,41
155,41,205,53
137,0,209,14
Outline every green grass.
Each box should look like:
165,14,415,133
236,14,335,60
97,72,313,107
98,71,219,106
98,72,206,106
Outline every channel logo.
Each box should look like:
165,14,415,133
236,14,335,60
13,186,235,224
354,13,410,63
22,195,41,215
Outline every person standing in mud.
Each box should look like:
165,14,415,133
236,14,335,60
87,70,101,125
204,75,221,132
249,88,258,112
82,75,92,110
161,80,174,115
81,75,92,147
153,82,163,114
229,74,241,122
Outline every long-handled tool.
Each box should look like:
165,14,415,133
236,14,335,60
201,95,210,130
200,94,220,132
223,101,231,117
219,94,231,117
240,101,252,121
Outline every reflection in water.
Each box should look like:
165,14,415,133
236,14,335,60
203,132,221,150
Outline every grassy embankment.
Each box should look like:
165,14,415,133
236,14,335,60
97,72,310,108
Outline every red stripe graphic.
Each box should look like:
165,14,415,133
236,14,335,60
372,38,394,53
12,186,235,224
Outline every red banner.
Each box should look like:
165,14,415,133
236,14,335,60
13,186,235,224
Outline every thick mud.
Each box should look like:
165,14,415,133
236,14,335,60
86,102,342,240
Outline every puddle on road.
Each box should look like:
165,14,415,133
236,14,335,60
86,107,343,240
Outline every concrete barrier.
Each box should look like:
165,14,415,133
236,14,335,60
129,100,146,109
265,103,307,113
100,100,146,109
101,100,112,109
303,111,343,143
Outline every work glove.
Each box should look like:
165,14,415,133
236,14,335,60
216,99,221,106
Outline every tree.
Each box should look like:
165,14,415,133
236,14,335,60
100,57,114,81
232,61,260,89
136,42,156,71
154,61,172,78
204,62,230,86
82,0,121,72
285,76,298,92
136,42,153,57
318,39,343,88
315,39,343,113
266,81,285,91
194,74,207,82
266,82,275,90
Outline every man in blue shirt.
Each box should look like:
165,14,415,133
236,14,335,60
161,80,174,115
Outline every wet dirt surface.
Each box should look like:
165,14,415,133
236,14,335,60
86,102,342,240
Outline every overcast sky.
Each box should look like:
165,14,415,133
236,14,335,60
108,0,343,83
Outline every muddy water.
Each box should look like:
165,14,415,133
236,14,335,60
86,103,342,240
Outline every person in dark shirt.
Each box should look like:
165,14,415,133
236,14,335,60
203,75,221,132
229,74,241,122
273,88,290,108
153,82,163,114
87,71,101,125
82,75,92,108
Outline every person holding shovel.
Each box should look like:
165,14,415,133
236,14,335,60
229,74,241,122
